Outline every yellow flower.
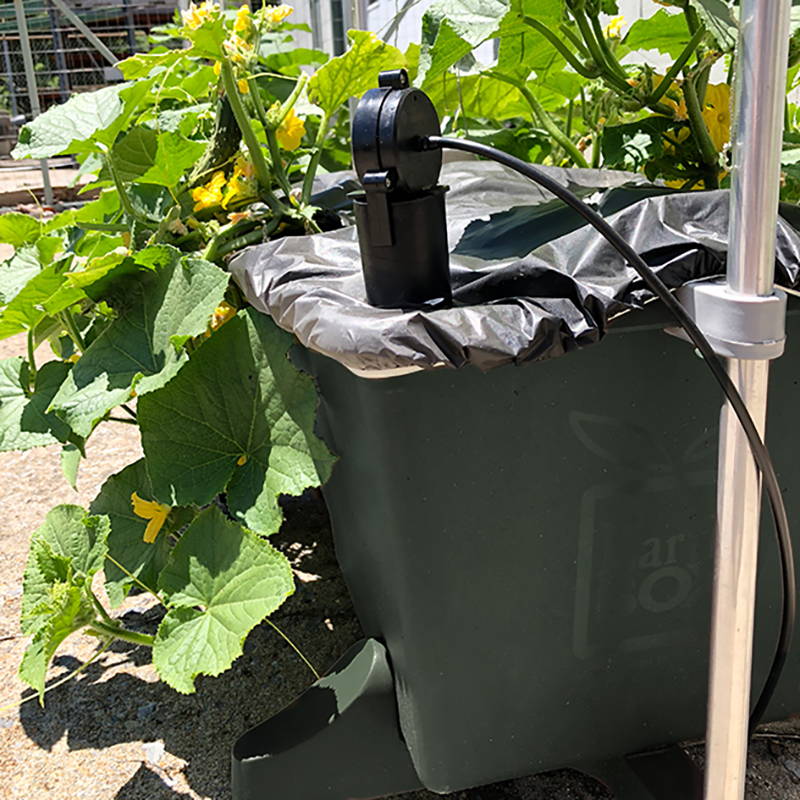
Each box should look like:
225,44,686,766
227,210,251,224
276,108,306,151
234,4,252,35
224,33,253,64
702,83,731,152
237,454,248,466
191,170,226,212
181,0,218,30
213,60,221,77
210,300,237,330
222,154,257,208
654,74,688,121
131,492,171,544
264,4,293,25
603,15,625,39
237,78,250,94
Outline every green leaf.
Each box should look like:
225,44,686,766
49,252,229,437
139,310,335,533
21,505,110,630
111,126,159,183
0,264,86,340
61,443,82,490
0,359,73,452
623,9,692,58
90,459,173,608
117,48,187,80
12,85,127,160
152,506,294,693
20,579,95,701
12,79,155,160
0,246,42,306
137,132,207,188
689,0,737,52
426,72,531,119
0,213,42,248
308,30,405,115
418,0,508,84
601,116,674,170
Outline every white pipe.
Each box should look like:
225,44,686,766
704,2,792,798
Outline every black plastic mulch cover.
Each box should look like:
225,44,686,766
230,159,800,373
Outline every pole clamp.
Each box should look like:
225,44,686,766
666,279,787,360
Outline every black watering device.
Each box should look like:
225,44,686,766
351,68,451,309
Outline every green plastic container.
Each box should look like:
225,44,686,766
232,301,800,799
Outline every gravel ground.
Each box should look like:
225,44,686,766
3,224,800,798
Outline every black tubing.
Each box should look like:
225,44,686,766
426,135,795,737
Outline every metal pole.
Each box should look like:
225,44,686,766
13,0,53,206
704,2,792,799
2,38,19,118
48,0,118,67
48,3,71,103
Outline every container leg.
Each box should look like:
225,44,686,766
583,746,701,800
231,638,422,800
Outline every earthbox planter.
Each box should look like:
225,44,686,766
229,162,800,800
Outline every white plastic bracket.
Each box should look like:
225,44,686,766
665,278,787,360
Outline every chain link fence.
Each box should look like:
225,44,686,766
0,0,175,157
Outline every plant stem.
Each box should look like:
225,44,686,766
105,154,147,226
489,72,589,168
275,72,309,127
0,640,113,714
301,112,331,204
219,59,285,216
215,218,281,258
682,69,720,188
523,16,599,79
60,310,86,353
265,618,321,680
572,8,629,94
77,222,130,233
104,553,165,606
26,330,37,387
88,620,155,647
647,24,707,105
589,14,628,83
566,98,574,138
91,592,116,626
560,23,590,60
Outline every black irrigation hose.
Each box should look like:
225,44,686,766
426,135,796,737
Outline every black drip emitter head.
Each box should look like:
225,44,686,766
351,69,451,309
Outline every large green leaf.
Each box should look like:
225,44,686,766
12,79,154,160
0,213,42,248
12,85,126,160
0,265,85,340
137,132,207,188
602,116,675,170
690,0,736,52
152,506,294,693
0,359,72,452
0,246,42,306
19,579,96,700
112,126,159,183
418,0,508,84
138,310,335,533
308,30,405,115
623,9,691,58
90,459,174,607
49,251,229,437
19,505,109,699
117,48,187,80
21,506,110,627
